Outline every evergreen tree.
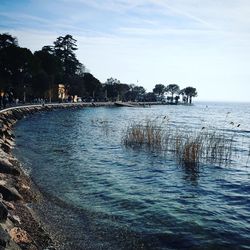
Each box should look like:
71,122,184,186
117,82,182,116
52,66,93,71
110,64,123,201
54,35,81,79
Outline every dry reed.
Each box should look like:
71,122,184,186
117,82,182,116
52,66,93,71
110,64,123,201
122,118,237,168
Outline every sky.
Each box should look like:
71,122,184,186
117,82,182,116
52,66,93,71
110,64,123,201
0,0,250,102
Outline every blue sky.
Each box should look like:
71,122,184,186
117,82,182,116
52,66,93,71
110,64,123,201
1,0,250,101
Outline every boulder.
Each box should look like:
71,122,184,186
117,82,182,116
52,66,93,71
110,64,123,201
0,184,23,201
0,202,8,222
0,150,15,163
9,227,32,244
2,201,15,210
4,138,15,147
5,118,16,127
3,130,15,140
0,226,10,248
0,159,20,176
8,215,21,225
0,227,22,250
1,143,11,153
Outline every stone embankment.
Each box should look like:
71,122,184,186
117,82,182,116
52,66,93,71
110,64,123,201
0,103,112,250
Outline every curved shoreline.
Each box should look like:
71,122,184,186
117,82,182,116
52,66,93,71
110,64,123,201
0,102,114,249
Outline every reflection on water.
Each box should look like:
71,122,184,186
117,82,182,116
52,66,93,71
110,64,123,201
14,102,250,249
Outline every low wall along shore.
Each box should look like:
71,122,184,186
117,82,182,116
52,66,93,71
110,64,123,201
0,102,114,249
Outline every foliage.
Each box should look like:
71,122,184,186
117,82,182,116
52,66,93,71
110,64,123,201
124,85,146,101
182,87,198,104
0,45,37,99
153,84,165,97
0,33,100,101
165,84,180,103
106,78,129,100
0,33,18,49
82,73,101,98
144,92,157,102
54,35,80,77
0,33,198,103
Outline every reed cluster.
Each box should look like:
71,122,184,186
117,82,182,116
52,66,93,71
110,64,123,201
123,120,164,150
122,119,236,168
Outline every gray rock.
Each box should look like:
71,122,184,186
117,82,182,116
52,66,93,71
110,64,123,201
3,130,14,139
0,226,10,247
8,215,21,225
1,143,11,153
0,202,8,222
0,185,23,201
0,227,21,250
0,160,20,176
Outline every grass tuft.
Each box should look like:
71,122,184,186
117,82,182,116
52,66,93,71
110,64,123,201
122,119,238,168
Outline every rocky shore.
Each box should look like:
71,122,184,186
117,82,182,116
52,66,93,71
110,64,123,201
0,103,114,250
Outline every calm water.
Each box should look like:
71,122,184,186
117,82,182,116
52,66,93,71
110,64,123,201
14,102,250,249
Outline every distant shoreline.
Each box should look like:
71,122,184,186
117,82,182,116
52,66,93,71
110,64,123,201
0,100,192,113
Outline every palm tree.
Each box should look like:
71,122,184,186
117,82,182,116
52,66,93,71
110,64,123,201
165,84,180,103
183,87,197,104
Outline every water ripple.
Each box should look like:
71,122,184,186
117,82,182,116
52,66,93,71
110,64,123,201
13,103,250,249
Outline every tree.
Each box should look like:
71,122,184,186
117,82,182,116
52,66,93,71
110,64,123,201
82,73,101,98
179,88,186,103
183,87,197,104
0,33,19,92
174,95,180,104
0,45,37,100
34,49,63,101
0,33,18,49
31,70,50,98
133,86,146,99
165,84,180,103
54,35,81,80
153,84,165,98
144,92,157,102
116,83,130,101
68,75,86,97
0,33,105,102
35,49,63,76
104,78,121,101
125,85,146,101
105,78,120,85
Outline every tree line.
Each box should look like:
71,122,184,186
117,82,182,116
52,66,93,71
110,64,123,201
0,33,197,106
153,84,197,104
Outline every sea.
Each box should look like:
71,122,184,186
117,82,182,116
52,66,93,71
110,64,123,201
13,102,250,249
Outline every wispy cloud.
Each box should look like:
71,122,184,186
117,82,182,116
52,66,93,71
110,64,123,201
150,0,250,33
119,27,215,36
152,0,214,28
59,0,145,12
